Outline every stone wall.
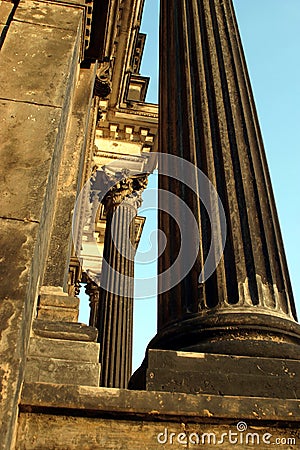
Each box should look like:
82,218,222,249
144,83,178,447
0,0,95,447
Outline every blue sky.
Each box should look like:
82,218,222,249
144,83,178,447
133,0,300,370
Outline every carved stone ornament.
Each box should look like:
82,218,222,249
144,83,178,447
94,59,112,98
85,280,100,327
101,173,148,212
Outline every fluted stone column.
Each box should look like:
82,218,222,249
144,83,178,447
98,176,147,388
130,0,300,392
85,280,100,327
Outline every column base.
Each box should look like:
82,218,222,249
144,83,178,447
154,312,300,358
129,312,300,391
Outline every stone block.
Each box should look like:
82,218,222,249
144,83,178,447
43,0,87,7
146,349,300,398
42,66,97,288
0,218,42,449
39,293,79,308
28,337,100,363
0,24,7,44
17,413,300,450
0,2,88,447
37,293,79,322
0,218,39,300
0,19,81,106
32,319,98,342
17,383,300,449
0,100,61,221
0,1,14,25
15,0,84,30
42,193,79,288
37,306,79,322
16,412,300,449
25,356,100,386
20,382,300,423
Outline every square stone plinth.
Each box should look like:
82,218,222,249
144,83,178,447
146,349,300,399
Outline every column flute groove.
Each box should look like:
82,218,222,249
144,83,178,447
97,175,147,388
151,0,300,356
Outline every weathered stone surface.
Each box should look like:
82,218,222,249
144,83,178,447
15,0,84,30
0,6,89,444
21,382,300,423
0,19,81,106
37,306,79,322
0,219,38,300
147,349,300,374
43,66,97,289
39,293,79,308
25,356,100,386
147,368,300,399
146,350,300,398
17,383,300,449
16,413,299,449
28,337,100,363
0,100,61,221
0,0,95,447
0,1,14,25
0,218,42,449
37,293,79,321
41,191,78,288
32,320,98,342
46,0,86,7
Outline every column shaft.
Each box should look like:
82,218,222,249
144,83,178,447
98,201,135,388
97,175,147,388
154,0,300,354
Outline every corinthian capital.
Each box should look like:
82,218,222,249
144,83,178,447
102,173,148,213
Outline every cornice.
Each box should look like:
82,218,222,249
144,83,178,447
43,0,93,61
116,106,158,119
